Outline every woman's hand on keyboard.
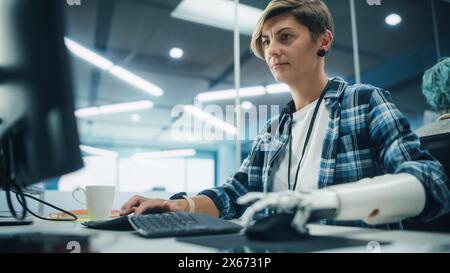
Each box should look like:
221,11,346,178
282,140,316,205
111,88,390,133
120,195,189,216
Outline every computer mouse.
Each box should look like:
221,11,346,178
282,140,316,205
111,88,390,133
244,213,310,241
81,215,134,231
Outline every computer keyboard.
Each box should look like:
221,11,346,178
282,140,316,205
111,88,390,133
128,212,242,238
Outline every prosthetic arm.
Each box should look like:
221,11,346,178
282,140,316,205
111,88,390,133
238,173,426,233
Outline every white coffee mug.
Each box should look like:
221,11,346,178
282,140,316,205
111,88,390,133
72,185,115,221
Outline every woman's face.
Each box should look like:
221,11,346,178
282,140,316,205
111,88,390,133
261,14,323,84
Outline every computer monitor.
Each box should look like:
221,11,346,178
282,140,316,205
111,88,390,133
402,132,450,233
420,132,450,178
0,0,83,216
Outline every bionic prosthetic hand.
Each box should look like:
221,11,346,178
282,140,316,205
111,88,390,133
237,173,426,234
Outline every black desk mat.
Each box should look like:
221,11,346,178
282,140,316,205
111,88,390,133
177,233,389,253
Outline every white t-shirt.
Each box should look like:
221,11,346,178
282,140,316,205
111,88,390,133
271,99,330,192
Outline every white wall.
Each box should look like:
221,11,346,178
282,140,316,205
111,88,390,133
56,155,215,193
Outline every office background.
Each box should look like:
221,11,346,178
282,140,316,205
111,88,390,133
47,0,450,194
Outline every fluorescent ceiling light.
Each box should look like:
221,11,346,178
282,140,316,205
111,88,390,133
132,149,196,159
64,37,163,97
385,13,402,26
75,100,153,118
74,107,100,118
183,105,237,135
197,86,266,102
266,83,290,94
64,38,114,70
130,113,141,122
170,48,184,59
241,101,253,110
109,66,163,97
99,100,153,114
171,0,263,36
79,145,118,157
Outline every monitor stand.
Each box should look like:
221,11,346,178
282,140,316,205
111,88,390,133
0,146,33,226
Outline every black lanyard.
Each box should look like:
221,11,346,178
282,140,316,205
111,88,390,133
287,86,328,191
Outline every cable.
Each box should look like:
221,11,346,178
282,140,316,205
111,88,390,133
1,175,77,221
3,177,27,220
1,135,76,222
1,173,77,221
5,186,17,219
14,191,77,221
1,134,26,221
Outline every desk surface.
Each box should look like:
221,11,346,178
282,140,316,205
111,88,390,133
1,219,450,253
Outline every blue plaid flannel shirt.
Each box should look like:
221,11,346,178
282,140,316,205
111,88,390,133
198,77,450,226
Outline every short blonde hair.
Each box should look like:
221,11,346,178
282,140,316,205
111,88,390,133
251,0,334,60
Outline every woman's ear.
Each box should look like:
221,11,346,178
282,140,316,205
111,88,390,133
319,30,333,51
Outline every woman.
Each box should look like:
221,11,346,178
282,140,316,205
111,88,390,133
417,57,450,138
402,57,450,232
120,0,449,228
